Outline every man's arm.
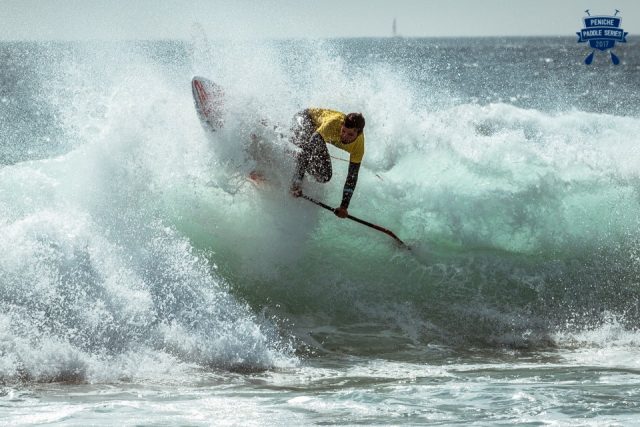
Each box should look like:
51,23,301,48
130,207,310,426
335,162,360,217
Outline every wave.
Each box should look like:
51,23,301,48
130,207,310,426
1,39,640,382
0,52,297,382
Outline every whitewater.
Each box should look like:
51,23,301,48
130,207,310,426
2,36,640,424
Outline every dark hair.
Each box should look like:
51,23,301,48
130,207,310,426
344,112,365,133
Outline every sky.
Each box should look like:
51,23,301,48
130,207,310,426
1,0,639,40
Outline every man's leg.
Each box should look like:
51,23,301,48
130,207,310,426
305,136,332,183
291,111,315,188
290,110,314,147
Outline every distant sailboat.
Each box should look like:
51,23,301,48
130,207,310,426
392,18,402,38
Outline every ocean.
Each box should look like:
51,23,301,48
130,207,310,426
1,36,640,425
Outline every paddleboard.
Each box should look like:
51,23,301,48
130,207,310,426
191,76,300,189
191,76,224,132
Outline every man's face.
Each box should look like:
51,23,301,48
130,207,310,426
340,126,359,144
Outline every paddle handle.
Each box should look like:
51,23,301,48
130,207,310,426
300,195,410,249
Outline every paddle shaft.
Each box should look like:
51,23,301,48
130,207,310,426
300,194,409,249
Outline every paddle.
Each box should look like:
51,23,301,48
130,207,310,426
300,194,410,250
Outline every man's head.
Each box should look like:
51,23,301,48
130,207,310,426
341,112,365,144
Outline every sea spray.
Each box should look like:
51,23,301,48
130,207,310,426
0,48,298,382
2,38,640,377
3,32,640,424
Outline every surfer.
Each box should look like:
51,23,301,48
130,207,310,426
289,109,365,218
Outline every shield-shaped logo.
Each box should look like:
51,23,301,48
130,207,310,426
577,10,628,64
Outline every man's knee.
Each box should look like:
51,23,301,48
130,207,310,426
291,111,313,143
316,168,332,183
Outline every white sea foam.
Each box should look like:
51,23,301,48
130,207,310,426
2,37,640,386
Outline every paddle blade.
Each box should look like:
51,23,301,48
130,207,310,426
611,52,620,65
584,51,595,65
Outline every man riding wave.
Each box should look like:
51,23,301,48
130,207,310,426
289,109,366,219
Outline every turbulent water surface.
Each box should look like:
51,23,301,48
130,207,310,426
2,36,640,425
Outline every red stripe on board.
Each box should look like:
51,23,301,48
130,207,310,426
194,80,212,116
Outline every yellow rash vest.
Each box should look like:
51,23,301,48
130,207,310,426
307,108,365,164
